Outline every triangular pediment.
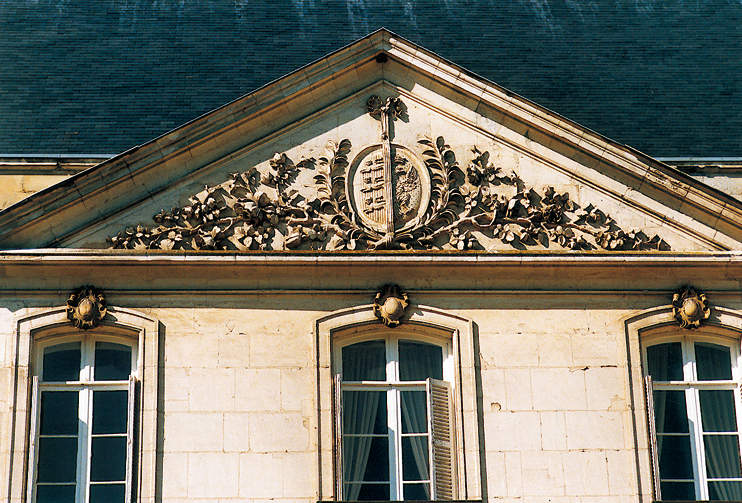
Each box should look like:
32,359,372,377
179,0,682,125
1,30,741,252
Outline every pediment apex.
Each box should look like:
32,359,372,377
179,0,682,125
1,30,742,252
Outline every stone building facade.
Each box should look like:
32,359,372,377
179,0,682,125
2,31,742,503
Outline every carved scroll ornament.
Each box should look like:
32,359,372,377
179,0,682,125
672,286,710,329
107,95,670,252
67,286,108,330
374,284,409,328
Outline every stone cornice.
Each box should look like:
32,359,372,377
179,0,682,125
1,250,742,294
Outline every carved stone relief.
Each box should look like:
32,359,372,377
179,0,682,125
672,286,711,329
107,95,670,252
67,286,108,330
374,284,409,328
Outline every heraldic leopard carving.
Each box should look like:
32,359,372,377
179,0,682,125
108,95,670,252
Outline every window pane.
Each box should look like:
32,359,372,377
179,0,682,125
705,435,742,478
92,390,128,434
343,436,389,482
401,391,428,434
40,391,78,435
89,483,126,503
346,483,390,501
696,342,733,381
343,391,387,435
658,435,694,480
402,436,429,481
708,481,742,501
660,481,696,500
90,436,127,482
653,390,689,433
94,342,132,381
37,437,78,483
646,342,683,381
700,390,738,432
403,482,431,500
42,342,81,382
342,341,386,381
399,340,443,381
36,484,76,503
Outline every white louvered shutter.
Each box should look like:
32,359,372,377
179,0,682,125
645,375,661,502
26,376,40,503
334,374,343,500
427,378,453,500
125,376,137,503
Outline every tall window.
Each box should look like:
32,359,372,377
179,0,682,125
28,335,137,503
336,334,454,501
645,337,742,500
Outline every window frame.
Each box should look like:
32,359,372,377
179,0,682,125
4,305,159,503
643,332,742,501
28,332,139,503
314,304,482,502
334,333,454,501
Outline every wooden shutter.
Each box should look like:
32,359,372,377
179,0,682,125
334,374,343,500
645,375,661,502
427,378,453,500
125,376,137,503
26,376,40,503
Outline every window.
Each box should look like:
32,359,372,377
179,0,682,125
28,335,137,503
336,334,454,501
645,336,742,501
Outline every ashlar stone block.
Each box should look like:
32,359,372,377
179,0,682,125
585,365,628,411
565,410,625,450
520,450,566,497
235,368,281,412
188,367,235,412
504,451,523,497
531,367,587,411
282,452,315,498
187,452,239,498
562,450,610,496
249,412,309,452
239,452,283,499
540,410,568,451
224,412,251,453
504,368,533,411
163,412,223,452
161,452,188,498
484,410,542,451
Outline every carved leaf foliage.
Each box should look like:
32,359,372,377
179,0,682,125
108,136,671,252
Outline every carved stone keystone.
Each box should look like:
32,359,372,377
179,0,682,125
672,286,710,329
374,284,409,328
67,286,108,330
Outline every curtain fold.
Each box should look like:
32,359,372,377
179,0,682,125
699,390,742,500
342,341,387,501
401,391,431,499
399,341,438,500
343,391,382,501
399,341,442,381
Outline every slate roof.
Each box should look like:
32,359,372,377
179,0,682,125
1,0,741,158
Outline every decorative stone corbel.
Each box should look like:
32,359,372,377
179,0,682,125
373,284,409,328
672,286,710,329
67,286,108,330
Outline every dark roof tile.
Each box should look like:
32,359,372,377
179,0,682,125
0,0,741,157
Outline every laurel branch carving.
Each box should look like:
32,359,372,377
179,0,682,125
107,136,669,252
